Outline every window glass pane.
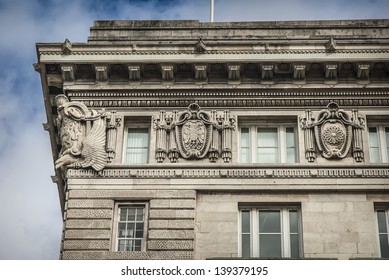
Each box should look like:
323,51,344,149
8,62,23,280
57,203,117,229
127,208,136,221
242,210,250,233
242,234,251,258
257,148,278,163
118,223,126,238
379,234,389,258
136,208,144,221
286,128,295,147
135,240,142,251
118,240,127,251
119,208,127,221
259,211,281,233
259,234,282,258
126,128,149,164
369,127,378,147
287,148,296,163
257,128,278,147
290,234,300,258
289,210,299,233
377,210,388,233
241,128,250,163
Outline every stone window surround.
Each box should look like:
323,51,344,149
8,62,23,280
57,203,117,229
238,203,302,258
112,202,149,252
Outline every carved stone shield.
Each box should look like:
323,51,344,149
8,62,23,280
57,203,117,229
182,120,206,152
318,121,351,159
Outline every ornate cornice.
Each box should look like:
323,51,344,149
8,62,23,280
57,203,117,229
67,89,389,108
66,165,389,179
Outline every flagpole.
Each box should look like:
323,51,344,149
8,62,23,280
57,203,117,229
210,0,214,22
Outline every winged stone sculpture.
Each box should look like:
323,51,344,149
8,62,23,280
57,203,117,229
54,94,107,172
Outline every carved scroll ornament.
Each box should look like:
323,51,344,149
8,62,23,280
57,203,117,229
153,103,235,163
300,102,365,162
54,95,120,173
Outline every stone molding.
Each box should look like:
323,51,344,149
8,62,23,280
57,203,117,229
66,165,389,179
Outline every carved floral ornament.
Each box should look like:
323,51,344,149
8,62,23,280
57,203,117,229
300,102,365,162
54,94,120,173
153,103,236,163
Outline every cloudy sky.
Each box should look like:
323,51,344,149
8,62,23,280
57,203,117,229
0,0,388,260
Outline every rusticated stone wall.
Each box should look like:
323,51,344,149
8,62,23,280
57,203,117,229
61,189,196,260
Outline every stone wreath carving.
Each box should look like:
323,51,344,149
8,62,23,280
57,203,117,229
54,94,120,173
153,103,235,163
300,102,365,162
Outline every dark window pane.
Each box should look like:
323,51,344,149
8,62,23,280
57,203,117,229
120,208,127,221
118,240,127,251
290,234,300,258
135,240,142,251
377,211,388,233
259,211,281,233
127,208,136,221
118,223,126,238
242,234,250,258
259,234,282,258
379,234,389,258
136,208,144,221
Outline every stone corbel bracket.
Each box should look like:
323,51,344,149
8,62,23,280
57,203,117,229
300,102,365,162
153,103,236,163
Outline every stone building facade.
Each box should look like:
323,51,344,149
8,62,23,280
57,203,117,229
35,20,389,260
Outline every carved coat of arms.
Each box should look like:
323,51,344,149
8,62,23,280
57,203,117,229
300,102,365,162
154,103,235,163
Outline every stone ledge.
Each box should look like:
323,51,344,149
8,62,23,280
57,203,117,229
68,189,196,199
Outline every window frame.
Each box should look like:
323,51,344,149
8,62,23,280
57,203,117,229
368,125,389,163
122,125,150,164
112,202,149,252
238,205,303,258
239,124,298,164
375,206,389,258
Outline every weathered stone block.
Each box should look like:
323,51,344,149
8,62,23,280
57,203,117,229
322,202,346,212
150,199,195,209
63,240,110,250
148,240,193,250
67,199,113,209
62,251,193,260
324,242,339,254
66,209,112,219
149,219,195,229
304,242,324,254
65,229,110,239
357,242,376,254
338,243,357,254
65,219,111,229
302,202,322,212
149,209,195,219
148,230,194,239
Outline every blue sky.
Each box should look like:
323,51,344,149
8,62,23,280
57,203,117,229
0,0,388,260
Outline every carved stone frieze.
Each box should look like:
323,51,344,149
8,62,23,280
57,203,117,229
153,103,235,163
55,94,119,172
300,102,365,162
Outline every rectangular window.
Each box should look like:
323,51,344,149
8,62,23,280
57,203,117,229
115,204,146,252
376,209,389,258
368,126,389,163
240,207,302,258
125,128,149,164
240,126,297,163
